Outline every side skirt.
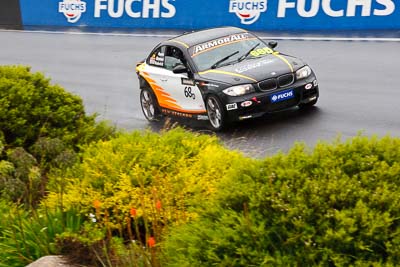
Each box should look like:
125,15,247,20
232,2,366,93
161,108,209,121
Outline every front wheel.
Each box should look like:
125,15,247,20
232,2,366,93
206,95,227,131
140,88,161,121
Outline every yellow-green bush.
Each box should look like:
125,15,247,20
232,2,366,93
162,136,400,266
44,129,246,256
4,128,400,267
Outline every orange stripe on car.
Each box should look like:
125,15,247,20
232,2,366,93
140,72,206,114
141,72,182,110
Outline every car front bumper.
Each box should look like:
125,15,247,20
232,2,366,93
220,75,319,122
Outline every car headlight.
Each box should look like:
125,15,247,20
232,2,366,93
296,66,312,80
223,84,255,96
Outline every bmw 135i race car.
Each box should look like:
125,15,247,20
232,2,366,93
136,27,319,131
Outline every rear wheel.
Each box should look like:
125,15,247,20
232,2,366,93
206,95,227,131
140,88,161,121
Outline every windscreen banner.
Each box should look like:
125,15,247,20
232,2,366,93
19,0,400,31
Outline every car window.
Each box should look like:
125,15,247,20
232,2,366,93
148,46,166,67
190,32,273,72
164,46,186,71
147,46,187,72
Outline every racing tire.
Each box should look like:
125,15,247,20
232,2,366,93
206,95,227,131
299,98,318,109
140,88,161,121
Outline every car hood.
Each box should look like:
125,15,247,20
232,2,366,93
197,54,305,85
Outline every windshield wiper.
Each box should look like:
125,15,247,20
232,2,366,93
237,43,260,62
210,51,239,69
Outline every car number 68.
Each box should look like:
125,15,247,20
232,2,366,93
184,86,195,100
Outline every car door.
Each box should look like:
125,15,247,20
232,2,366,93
146,45,206,114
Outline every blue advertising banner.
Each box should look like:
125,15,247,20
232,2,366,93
19,0,400,31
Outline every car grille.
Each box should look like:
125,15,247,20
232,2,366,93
258,73,295,91
258,78,277,91
278,74,294,87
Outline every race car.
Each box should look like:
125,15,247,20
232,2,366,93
136,26,319,131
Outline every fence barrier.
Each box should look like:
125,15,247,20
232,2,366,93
3,1,400,32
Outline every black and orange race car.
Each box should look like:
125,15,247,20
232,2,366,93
136,26,319,130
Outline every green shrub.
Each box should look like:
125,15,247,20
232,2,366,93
1,86,398,267
0,65,115,149
0,140,79,207
162,135,400,266
0,65,116,206
2,147,40,205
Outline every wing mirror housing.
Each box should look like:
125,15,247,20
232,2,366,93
268,41,278,49
173,64,188,74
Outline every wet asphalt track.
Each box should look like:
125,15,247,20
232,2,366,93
1,30,399,157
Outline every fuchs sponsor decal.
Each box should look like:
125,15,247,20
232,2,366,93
235,59,273,73
277,0,395,18
229,0,267,24
59,0,87,23
270,89,294,103
192,33,250,56
94,0,176,18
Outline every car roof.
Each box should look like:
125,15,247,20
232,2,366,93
168,26,248,48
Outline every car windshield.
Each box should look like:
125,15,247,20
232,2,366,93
189,32,272,72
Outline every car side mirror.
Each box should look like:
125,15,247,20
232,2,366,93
268,41,278,49
173,64,188,74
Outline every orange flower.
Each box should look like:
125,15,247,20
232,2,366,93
148,237,156,248
130,208,137,217
156,200,162,211
93,199,101,209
